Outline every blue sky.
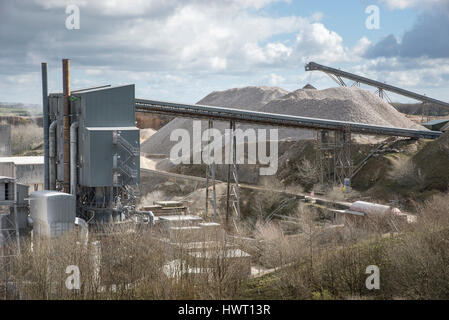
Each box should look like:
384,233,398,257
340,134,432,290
1,0,448,105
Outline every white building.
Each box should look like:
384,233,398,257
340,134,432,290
0,156,44,191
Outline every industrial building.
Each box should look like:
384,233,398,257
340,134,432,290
0,156,44,191
1,58,446,299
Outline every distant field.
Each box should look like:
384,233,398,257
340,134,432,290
0,102,42,116
0,107,33,116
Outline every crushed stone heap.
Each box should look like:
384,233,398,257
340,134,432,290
142,86,427,155
141,86,289,154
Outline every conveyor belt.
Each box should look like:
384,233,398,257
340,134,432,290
135,98,442,139
305,61,449,109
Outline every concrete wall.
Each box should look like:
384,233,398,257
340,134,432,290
15,163,44,190
0,124,11,156
0,162,14,178
0,160,44,191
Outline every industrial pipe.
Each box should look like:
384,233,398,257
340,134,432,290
349,201,401,216
41,62,49,189
70,122,78,195
49,120,57,190
62,59,71,194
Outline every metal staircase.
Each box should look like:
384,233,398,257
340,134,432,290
112,131,139,184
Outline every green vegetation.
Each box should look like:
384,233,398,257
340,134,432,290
0,107,31,116
11,123,43,155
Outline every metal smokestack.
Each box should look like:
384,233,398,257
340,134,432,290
41,63,49,189
62,59,71,193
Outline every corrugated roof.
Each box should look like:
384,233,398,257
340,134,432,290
0,156,44,165
422,119,449,126
29,190,72,198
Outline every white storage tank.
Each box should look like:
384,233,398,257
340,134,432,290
349,201,401,216
29,191,76,238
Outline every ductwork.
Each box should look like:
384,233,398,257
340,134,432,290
70,122,79,196
49,120,57,190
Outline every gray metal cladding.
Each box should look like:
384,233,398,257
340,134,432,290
79,127,139,187
49,85,140,188
74,85,139,187
29,190,75,237
74,85,135,128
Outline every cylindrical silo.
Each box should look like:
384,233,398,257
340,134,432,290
29,190,76,238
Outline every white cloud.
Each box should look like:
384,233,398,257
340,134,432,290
265,73,285,86
32,0,289,16
0,0,376,103
352,37,372,58
5,73,38,85
243,42,293,64
380,0,449,12
353,56,449,90
210,57,227,70
85,68,103,75
294,23,348,63
380,0,421,9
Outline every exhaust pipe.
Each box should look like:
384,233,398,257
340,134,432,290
49,120,57,190
70,122,78,195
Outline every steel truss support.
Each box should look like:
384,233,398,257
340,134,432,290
378,88,384,99
334,127,353,186
0,180,20,299
205,120,217,222
0,213,19,299
421,102,431,123
316,130,335,186
325,72,346,87
316,128,353,186
225,120,240,226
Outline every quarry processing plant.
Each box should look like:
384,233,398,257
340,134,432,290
47,83,140,223
1,58,444,240
0,58,447,297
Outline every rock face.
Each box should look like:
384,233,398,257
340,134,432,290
411,130,449,191
141,86,289,155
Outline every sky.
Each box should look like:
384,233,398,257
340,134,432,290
1,0,449,105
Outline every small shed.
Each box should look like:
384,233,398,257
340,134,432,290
421,119,449,131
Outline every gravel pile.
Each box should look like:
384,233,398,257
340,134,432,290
141,86,289,154
142,86,427,155
244,86,426,142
